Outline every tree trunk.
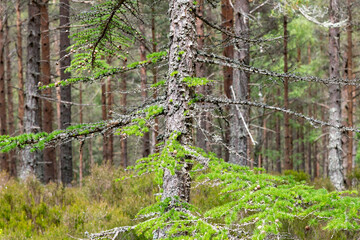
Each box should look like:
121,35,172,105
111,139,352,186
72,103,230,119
20,0,43,180
276,88,282,173
106,75,113,165
221,0,233,162
230,0,249,165
139,23,150,158
195,0,207,151
308,87,312,178
151,3,159,153
5,18,16,176
16,0,25,134
346,0,354,186
157,2,196,237
59,0,73,185
328,0,344,191
41,0,56,183
0,3,8,172
120,60,128,168
283,15,293,170
79,82,83,185
101,78,108,162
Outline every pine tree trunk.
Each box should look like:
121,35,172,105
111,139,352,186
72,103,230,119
120,60,128,168
195,0,207,151
156,1,196,237
328,0,344,191
5,19,16,176
308,87,312,178
230,0,249,165
283,15,293,170
221,0,233,162
346,0,354,186
59,0,73,185
79,82,83,185
276,87,282,173
16,0,25,134
101,78,108,162
139,23,150,158
20,0,43,180
41,0,56,183
0,4,8,172
106,75,113,165
151,3,159,153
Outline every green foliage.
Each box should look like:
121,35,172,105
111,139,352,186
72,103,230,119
284,170,310,183
0,122,111,153
182,77,211,87
126,143,360,239
116,105,164,137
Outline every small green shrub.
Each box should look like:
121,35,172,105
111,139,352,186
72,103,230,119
283,170,310,183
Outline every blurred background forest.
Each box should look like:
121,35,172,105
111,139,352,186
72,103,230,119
1,0,360,238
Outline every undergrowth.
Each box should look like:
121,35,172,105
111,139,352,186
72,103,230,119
0,165,359,239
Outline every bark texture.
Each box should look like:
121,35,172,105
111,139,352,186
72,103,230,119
229,0,249,165
346,0,354,185
151,3,159,153
195,0,207,151
59,0,73,185
328,0,344,191
5,18,16,176
162,0,196,204
221,0,234,162
20,0,43,180
120,61,128,167
16,0,25,134
0,3,8,172
139,23,150,158
41,0,56,182
283,15,293,170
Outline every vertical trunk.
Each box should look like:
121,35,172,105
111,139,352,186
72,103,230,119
322,107,328,178
79,141,84,187
195,0,207,151
139,23,150,158
106,75,113,164
0,3,8,172
328,0,344,191
230,0,249,165
313,104,319,178
5,19,16,176
16,0,25,134
346,0,354,185
283,15,292,170
221,0,233,162
300,107,305,172
159,1,196,229
41,0,56,183
79,82,83,185
101,78,108,162
151,3,159,153
20,0,42,180
120,60,128,168
308,87,312,178
59,0,73,185
54,32,62,182
276,88,282,173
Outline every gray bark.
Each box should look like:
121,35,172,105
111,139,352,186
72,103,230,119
155,0,196,238
163,0,196,202
328,0,344,191
60,0,73,185
20,0,43,181
229,0,249,165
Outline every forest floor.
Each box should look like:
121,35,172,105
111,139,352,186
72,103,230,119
0,165,358,239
